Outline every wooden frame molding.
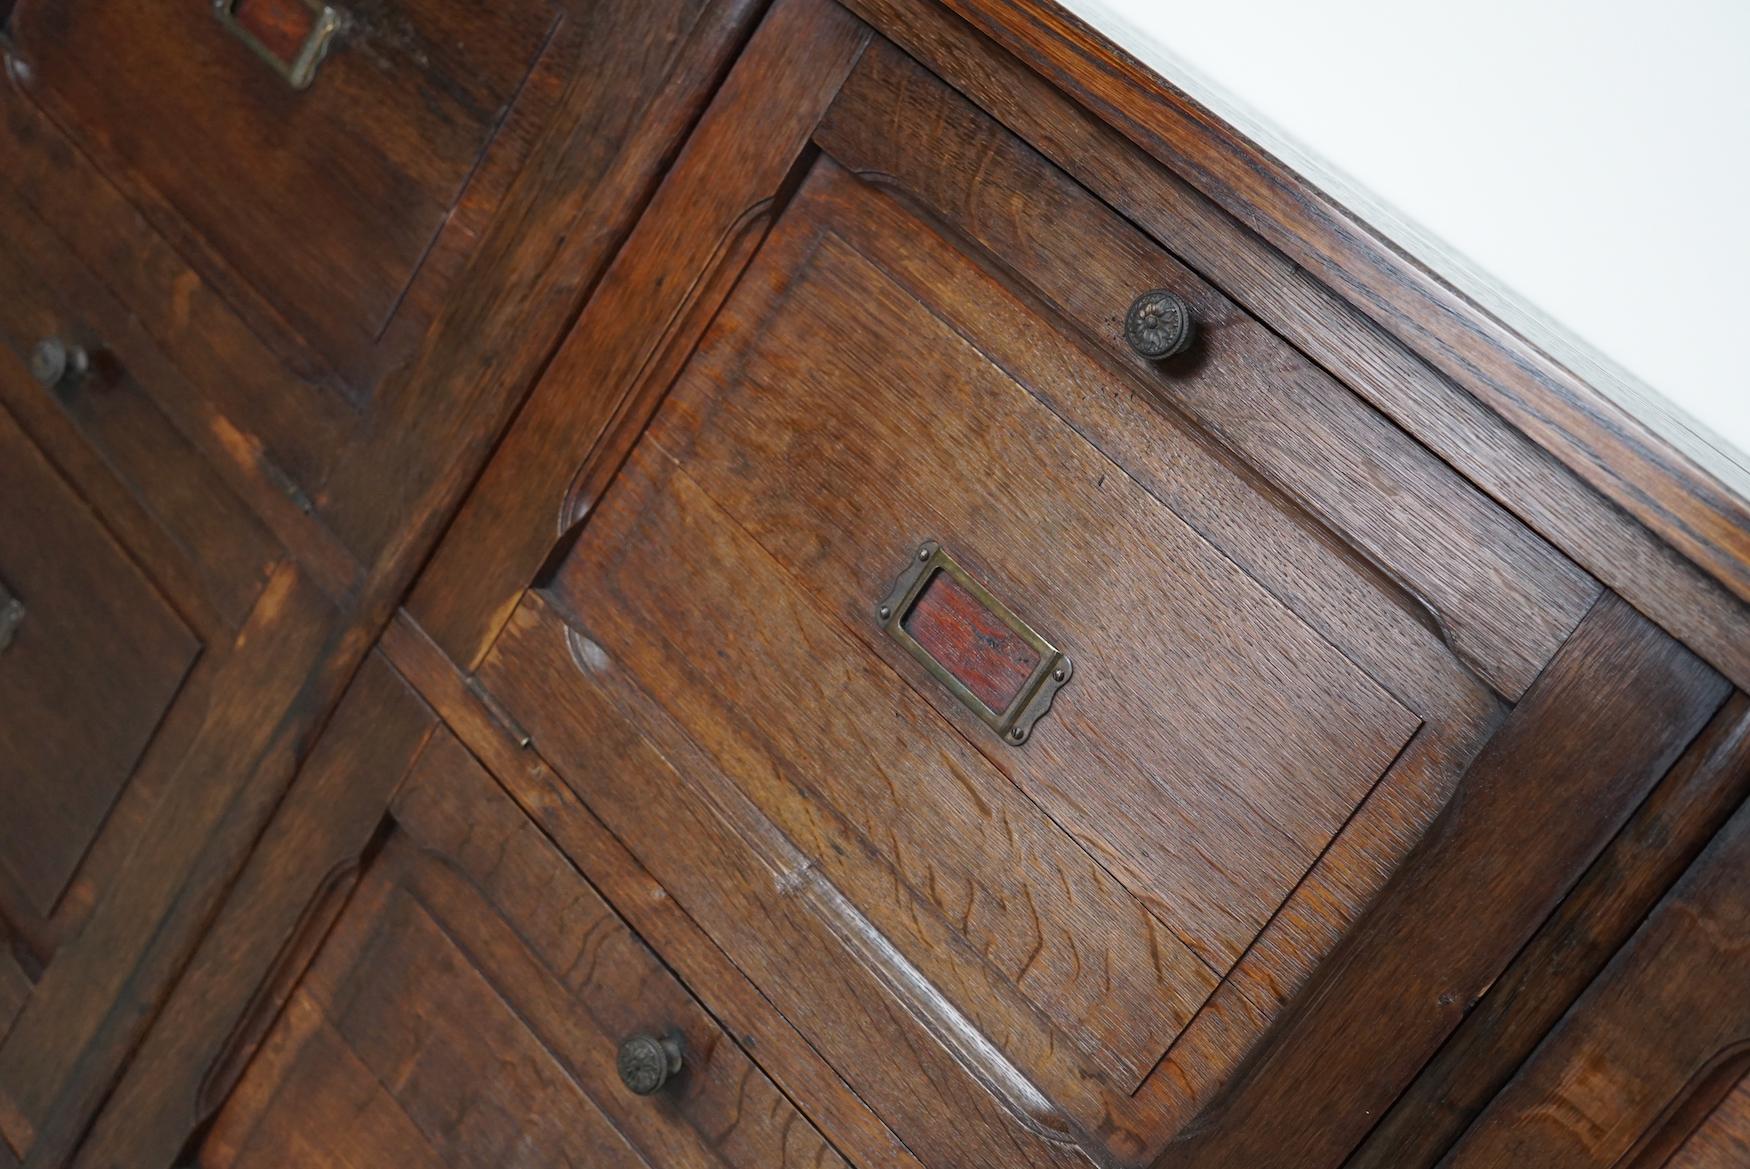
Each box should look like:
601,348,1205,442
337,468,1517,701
925,0,1750,611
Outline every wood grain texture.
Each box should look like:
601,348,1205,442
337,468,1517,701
838,0,1750,697
67,654,437,1169
645,158,1419,969
0,411,197,920
379,608,924,1169
807,58,1514,1125
1666,1076,1750,1169
12,0,561,390
546,443,1219,1092
0,0,763,1157
314,0,767,564
12,4,1750,1169
0,181,277,634
813,47,1491,724
1352,691,1750,1169
481,592,1095,1169
199,730,848,1169
0,563,335,1163
816,41,1597,700
0,81,352,501
918,0,1750,614
407,0,871,669
1440,794,1750,1169
1158,594,1727,1169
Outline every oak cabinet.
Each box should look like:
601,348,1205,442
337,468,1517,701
2,2,1747,1169
0,0,761,1161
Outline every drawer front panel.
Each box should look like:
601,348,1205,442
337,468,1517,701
1440,797,1750,1169
0,188,280,633
9,0,560,393
414,6,1732,1167
0,410,197,920
200,729,844,1169
475,141,1498,1157
590,167,1422,975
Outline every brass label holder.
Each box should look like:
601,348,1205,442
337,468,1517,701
877,540,1072,746
212,0,344,90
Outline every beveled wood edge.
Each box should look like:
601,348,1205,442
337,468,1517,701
1440,800,1750,1169
910,0,1750,612
1349,691,1750,1169
1157,594,1729,1168
376,608,929,1169
63,654,440,1169
0,1,773,1160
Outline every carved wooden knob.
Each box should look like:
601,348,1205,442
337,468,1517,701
617,1032,684,1095
28,338,90,390
1123,289,1195,360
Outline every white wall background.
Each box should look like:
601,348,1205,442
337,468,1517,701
1063,0,1750,491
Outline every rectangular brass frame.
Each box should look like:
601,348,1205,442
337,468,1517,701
877,540,1072,746
211,0,343,90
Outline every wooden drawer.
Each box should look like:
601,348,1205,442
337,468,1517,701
196,723,847,1169
0,409,196,925
413,4,1731,1168
0,1,766,1161
1438,797,1750,1169
0,185,279,634
7,0,562,397
0,0,762,576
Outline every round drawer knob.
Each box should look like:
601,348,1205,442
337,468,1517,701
1123,289,1196,360
28,338,90,390
617,1032,684,1096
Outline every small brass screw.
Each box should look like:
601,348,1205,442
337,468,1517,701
1053,667,1066,682
1011,727,1025,741
918,547,931,561
878,605,892,621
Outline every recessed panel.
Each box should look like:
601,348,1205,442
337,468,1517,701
0,414,198,918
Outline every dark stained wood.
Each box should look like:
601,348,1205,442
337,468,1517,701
0,79,355,510
1440,793,1750,1169
1665,1076,1750,1169
480,592,1094,1169
1157,595,1726,1169
0,182,278,635
816,41,1598,701
1352,691,1750,1169
196,727,850,1169
0,0,764,1158
11,0,562,393
638,153,1433,967
838,0,1750,697
407,0,872,669
415,10,1721,1160
808,58,1514,1124
378,608,925,1169
0,564,336,1165
314,0,769,565
0,411,197,920
912,0,1750,614
1,0,764,573
0,86,363,605
8,2,1750,1167
68,654,437,1169
540,443,1224,1094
